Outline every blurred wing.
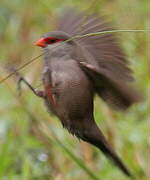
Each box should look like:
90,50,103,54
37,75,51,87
57,9,132,81
57,9,141,109
79,62,141,110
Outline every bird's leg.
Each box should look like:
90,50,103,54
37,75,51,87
7,66,45,98
17,75,45,98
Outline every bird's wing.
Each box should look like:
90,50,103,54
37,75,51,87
57,9,132,81
57,9,141,110
79,61,141,110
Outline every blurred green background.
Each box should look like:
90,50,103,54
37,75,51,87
0,0,150,179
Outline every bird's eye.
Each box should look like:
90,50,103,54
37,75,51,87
46,38,57,44
43,37,65,46
50,39,56,43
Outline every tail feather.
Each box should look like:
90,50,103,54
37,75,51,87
75,123,132,177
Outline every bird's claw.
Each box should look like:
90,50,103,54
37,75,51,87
17,77,24,96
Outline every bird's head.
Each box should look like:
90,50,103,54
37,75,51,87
35,31,75,58
35,31,72,48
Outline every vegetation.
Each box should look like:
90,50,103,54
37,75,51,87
0,0,150,179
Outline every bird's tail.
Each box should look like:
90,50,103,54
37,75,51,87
75,122,132,177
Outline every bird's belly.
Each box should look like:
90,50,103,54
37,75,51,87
43,66,93,122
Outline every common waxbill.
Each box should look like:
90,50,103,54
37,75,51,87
33,9,141,177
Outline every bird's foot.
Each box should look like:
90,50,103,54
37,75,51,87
17,75,45,98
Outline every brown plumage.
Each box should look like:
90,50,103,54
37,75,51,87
57,9,141,110
34,9,142,177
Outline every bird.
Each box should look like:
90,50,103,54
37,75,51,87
33,9,141,177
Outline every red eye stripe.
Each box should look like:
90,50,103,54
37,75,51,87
35,37,65,47
44,37,65,44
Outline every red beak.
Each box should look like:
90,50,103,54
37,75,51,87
35,38,46,48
